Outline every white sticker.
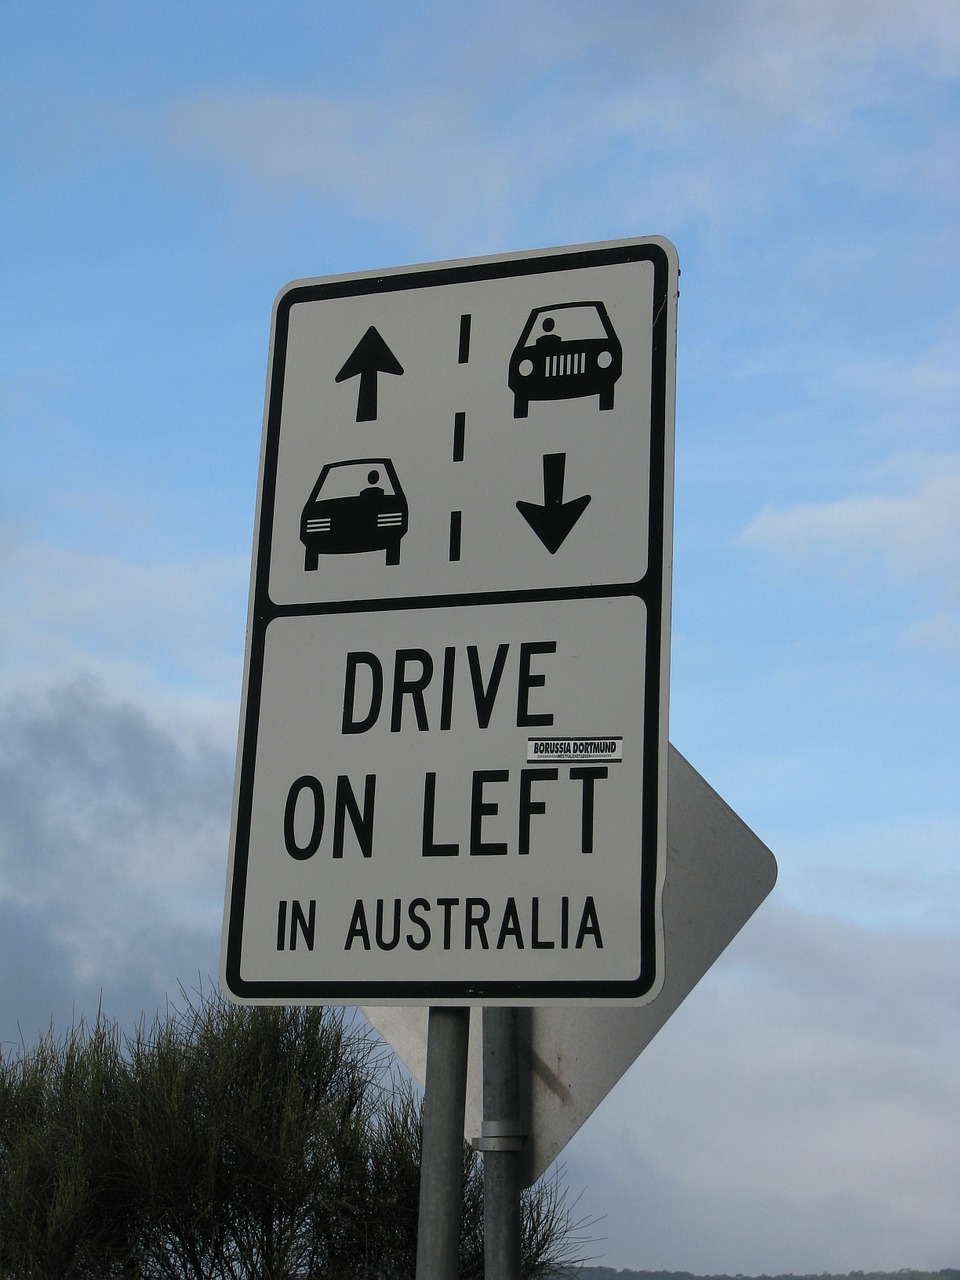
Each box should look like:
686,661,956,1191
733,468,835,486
527,736,623,764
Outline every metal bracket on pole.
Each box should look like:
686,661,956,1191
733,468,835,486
473,1119,526,1153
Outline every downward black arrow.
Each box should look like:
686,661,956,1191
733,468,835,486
335,326,404,422
516,453,591,554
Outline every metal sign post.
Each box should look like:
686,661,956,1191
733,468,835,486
479,1008,528,1280
415,1007,471,1280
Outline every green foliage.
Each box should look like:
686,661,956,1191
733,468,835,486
0,991,581,1278
0,1016,139,1277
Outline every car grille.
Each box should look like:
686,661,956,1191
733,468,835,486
377,512,404,528
305,517,332,533
544,350,587,377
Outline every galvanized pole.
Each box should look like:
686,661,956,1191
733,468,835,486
415,1006,470,1280
481,1006,527,1280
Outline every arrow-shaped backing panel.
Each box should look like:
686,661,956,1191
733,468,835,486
363,745,777,1185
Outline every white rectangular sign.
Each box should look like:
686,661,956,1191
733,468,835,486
221,237,678,1004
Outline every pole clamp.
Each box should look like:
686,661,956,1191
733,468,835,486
471,1119,526,1152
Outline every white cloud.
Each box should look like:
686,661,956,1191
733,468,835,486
738,462,960,590
705,0,960,114
579,0,960,95
906,607,960,655
0,538,247,725
484,0,960,158
97,0,955,251
563,903,960,1273
829,334,960,449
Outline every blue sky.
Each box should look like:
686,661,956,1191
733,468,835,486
1,1,958,1272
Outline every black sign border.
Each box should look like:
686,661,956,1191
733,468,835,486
224,240,675,1003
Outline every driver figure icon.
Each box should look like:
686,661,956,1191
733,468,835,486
300,457,409,568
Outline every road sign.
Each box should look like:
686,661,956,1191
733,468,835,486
364,745,778,1182
221,237,679,1005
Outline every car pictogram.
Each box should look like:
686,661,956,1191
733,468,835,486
508,301,623,418
300,458,408,568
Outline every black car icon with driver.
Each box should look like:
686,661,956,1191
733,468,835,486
508,301,623,418
300,458,408,568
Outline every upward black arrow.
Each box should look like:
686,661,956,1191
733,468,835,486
335,326,404,422
516,453,591,554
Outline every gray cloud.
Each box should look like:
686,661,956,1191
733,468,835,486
0,677,232,1043
6,681,958,1273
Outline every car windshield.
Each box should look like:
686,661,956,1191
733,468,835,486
315,462,397,500
525,304,609,344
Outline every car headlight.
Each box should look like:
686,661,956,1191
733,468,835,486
596,349,613,369
518,358,534,377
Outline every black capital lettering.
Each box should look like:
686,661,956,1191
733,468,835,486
569,766,608,853
344,901,371,950
464,898,491,949
422,773,459,856
518,767,558,855
342,653,383,734
406,899,431,950
439,646,456,730
496,898,524,949
437,898,459,948
517,641,556,727
333,774,376,858
391,649,433,732
283,776,324,860
375,899,401,950
530,897,555,949
289,899,316,951
576,896,603,948
467,643,509,728
470,770,509,855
